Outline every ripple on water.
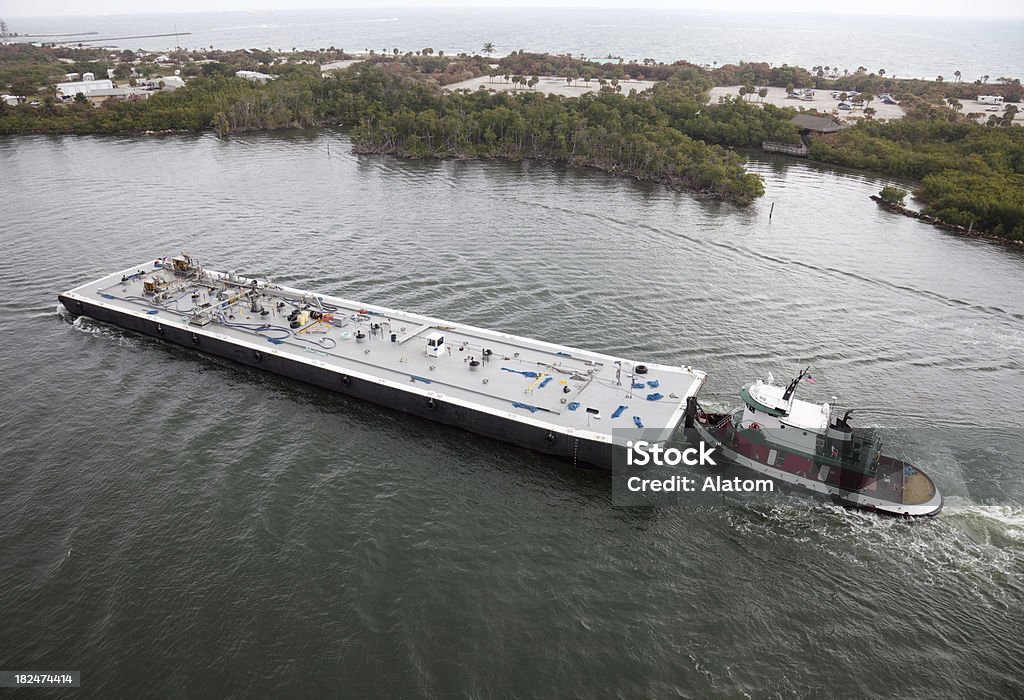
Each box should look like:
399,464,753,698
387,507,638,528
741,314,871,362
1,132,1022,696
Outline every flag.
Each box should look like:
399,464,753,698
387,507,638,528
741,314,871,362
805,375,817,384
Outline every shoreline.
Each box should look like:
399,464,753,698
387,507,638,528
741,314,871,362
870,195,1024,247
2,44,1021,242
350,142,755,204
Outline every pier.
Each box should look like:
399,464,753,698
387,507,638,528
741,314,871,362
762,141,809,157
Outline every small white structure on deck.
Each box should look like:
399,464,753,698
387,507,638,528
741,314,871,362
741,377,831,453
425,331,446,358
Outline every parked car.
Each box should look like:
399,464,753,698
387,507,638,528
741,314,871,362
837,102,853,110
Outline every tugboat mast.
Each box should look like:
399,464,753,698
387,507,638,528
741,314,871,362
781,366,810,403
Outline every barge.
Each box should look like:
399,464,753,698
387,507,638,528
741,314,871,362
60,255,707,468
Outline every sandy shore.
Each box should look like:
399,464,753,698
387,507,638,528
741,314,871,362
445,75,656,97
708,85,906,121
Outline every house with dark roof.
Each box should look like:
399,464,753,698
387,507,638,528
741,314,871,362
790,113,848,134
763,113,849,157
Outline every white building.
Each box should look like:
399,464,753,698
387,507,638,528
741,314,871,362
84,88,137,105
235,70,274,83
977,95,1004,105
55,79,114,99
136,75,186,90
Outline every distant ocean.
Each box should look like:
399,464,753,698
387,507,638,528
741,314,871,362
5,8,1023,81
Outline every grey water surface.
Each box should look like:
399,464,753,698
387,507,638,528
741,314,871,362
0,131,1022,697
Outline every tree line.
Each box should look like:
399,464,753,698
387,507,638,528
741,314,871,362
1,63,784,203
810,119,1024,239
3,45,1021,233
345,73,770,203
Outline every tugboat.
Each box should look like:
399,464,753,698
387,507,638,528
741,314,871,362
688,369,942,517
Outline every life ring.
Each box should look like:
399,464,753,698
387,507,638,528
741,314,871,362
750,422,761,431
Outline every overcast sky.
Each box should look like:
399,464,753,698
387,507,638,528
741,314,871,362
4,0,1022,18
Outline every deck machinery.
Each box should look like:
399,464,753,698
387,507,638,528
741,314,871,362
60,255,707,468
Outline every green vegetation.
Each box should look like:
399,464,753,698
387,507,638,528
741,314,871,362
1,70,321,133
349,76,767,202
917,172,1024,238
811,120,1024,239
879,186,907,206
0,43,112,98
2,43,1022,231
1,55,779,203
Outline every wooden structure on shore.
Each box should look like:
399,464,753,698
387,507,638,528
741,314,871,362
762,141,809,156
762,113,848,158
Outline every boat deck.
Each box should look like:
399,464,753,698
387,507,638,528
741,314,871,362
62,258,706,443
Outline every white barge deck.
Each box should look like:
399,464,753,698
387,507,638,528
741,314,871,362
60,256,707,467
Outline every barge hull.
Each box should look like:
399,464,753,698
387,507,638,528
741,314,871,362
59,294,619,468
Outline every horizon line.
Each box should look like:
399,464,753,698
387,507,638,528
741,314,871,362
4,7,1024,20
